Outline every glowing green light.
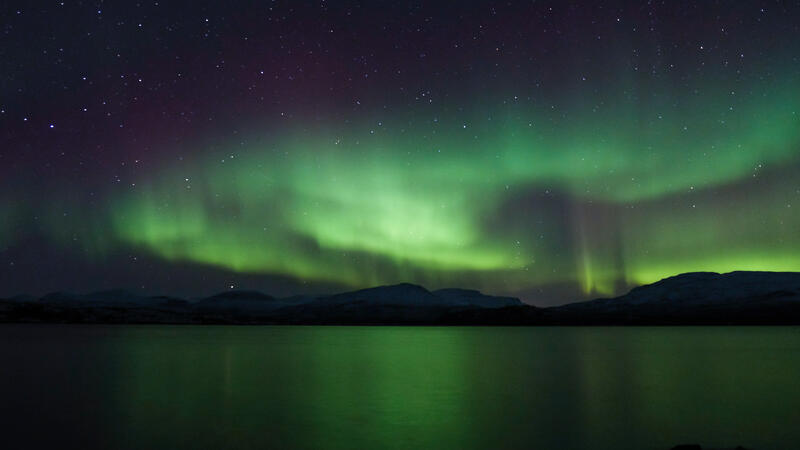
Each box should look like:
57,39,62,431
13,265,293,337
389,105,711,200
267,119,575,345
41,71,800,299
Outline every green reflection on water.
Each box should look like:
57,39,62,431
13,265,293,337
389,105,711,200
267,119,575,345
112,327,480,450
6,326,797,450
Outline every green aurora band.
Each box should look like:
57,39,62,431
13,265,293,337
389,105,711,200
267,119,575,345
4,73,793,301
96,75,800,299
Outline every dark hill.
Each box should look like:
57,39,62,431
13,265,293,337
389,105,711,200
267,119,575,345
2,271,799,324
550,271,800,324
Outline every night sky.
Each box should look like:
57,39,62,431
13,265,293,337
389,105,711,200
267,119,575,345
1,1,799,305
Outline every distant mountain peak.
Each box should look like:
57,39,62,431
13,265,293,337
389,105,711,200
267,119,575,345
434,288,482,295
623,271,800,305
318,283,521,308
321,283,437,306
4,271,800,324
555,271,800,320
434,288,522,308
359,283,430,293
206,290,275,301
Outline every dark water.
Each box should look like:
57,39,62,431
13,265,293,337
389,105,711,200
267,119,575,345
1,326,799,450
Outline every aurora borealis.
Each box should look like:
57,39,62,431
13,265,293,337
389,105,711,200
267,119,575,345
1,2,799,304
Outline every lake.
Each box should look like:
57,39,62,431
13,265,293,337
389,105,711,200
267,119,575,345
1,325,798,449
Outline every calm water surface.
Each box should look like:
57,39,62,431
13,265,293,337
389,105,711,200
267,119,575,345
1,325,799,450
